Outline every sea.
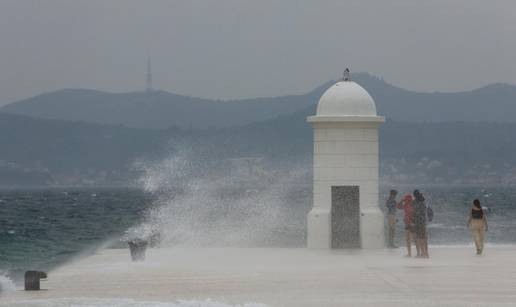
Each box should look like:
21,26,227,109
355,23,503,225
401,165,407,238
1,186,515,287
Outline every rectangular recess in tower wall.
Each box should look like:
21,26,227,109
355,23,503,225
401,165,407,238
331,186,360,248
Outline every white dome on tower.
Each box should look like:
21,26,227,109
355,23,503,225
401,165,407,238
316,79,377,117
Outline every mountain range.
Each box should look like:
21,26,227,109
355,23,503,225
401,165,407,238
1,73,515,187
2,73,516,129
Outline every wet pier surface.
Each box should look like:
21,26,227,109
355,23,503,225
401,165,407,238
2,246,516,306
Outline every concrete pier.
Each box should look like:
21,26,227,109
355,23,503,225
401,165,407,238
2,246,516,306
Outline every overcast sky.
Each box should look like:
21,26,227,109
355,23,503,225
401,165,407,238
0,0,515,104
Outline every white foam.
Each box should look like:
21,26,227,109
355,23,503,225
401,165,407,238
131,149,309,247
0,298,268,307
0,273,16,293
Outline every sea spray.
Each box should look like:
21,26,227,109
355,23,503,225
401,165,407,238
131,148,311,247
0,272,16,293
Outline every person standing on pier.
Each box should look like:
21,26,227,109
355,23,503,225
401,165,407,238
397,194,416,257
468,199,488,255
385,190,398,248
413,190,429,258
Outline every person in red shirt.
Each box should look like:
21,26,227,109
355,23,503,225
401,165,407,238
397,194,416,257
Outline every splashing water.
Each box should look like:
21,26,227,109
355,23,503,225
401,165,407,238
0,272,16,293
131,149,311,247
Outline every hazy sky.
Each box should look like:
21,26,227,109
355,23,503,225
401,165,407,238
0,0,515,104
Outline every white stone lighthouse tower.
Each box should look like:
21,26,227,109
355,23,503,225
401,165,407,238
307,69,385,249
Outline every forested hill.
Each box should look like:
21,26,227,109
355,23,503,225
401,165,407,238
1,111,515,187
2,73,516,130
0,84,328,130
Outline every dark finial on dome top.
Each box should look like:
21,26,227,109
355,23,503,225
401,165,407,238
342,68,351,81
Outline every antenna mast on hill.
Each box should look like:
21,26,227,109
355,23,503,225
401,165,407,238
146,57,153,93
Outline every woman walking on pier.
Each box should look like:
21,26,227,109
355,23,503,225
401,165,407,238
468,199,488,255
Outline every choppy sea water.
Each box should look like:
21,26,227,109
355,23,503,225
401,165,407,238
1,186,515,286
0,188,156,282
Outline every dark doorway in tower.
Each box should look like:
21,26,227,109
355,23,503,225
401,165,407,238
331,186,360,248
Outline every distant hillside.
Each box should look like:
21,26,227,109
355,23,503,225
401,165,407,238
223,106,516,185
0,112,170,187
2,73,516,129
233,103,516,167
0,84,328,130
352,74,516,123
1,111,515,187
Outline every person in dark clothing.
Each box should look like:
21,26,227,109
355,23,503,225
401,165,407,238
467,199,488,255
413,190,429,258
385,190,398,248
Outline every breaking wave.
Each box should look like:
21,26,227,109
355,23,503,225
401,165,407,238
130,148,311,247
0,272,16,293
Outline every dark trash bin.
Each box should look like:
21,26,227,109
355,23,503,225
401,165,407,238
128,239,148,261
24,271,47,291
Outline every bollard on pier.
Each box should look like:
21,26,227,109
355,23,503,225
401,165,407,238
128,239,148,261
